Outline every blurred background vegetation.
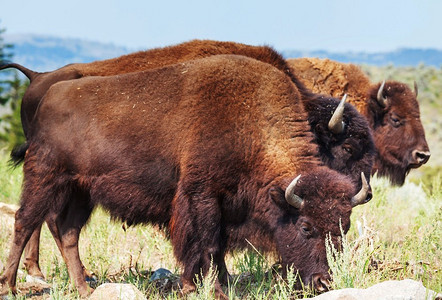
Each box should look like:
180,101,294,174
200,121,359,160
0,22,26,149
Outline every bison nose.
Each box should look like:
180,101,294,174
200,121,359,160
311,273,331,293
412,150,431,166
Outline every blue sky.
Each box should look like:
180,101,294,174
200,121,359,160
1,0,441,52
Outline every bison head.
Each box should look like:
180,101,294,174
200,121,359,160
305,95,375,200
270,168,368,292
367,80,430,185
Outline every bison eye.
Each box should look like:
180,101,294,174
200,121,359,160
389,114,402,128
300,222,313,236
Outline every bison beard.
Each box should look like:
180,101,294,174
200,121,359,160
0,55,368,298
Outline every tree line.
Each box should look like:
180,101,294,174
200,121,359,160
0,21,26,148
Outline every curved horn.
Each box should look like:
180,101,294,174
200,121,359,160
285,175,304,209
351,172,370,207
414,81,418,97
377,80,388,108
328,94,347,134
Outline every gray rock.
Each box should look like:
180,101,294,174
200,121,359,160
149,268,172,282
89,283,146,300
311,279,441,300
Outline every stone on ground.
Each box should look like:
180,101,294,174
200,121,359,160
311,279,441,300
89,283,146,300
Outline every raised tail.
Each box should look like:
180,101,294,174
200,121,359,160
0,61,39,81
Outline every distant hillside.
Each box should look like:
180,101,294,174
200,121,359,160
2,34,442,73
4,34,132,72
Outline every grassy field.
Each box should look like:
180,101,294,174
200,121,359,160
0,65,441,299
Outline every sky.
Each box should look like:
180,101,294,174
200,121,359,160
1,0,442,53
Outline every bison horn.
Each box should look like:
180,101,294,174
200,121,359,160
285,175,304,209
414,81,418,97
377,80,388,108
328,94,347,134
351,172,369,207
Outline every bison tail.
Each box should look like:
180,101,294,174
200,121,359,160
0,61,39,81
9,142,29,168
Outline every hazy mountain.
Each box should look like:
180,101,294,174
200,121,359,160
3,34,132,72
2,34,442,74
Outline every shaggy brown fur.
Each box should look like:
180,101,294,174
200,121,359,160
0,40,374,283
288,58,430,185
0,55,364,298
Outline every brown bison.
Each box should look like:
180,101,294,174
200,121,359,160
0,40,374,190
0,55,369,298
287,57,430,185
0,40,375,281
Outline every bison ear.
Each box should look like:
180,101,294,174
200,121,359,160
269,186,286,207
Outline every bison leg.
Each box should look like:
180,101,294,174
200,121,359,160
23,225,45,280
23,221,93,283
0,183,48,295
0,213,42,294
0,156,58,294
170,184,227,298
217,257,232,286
46,192,93,297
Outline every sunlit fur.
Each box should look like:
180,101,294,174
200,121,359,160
4,39,373,188
1,40,374,287
1,56,359,297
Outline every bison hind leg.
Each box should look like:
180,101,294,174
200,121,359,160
0,173,63,293
44,189,94,297
23,225,45,280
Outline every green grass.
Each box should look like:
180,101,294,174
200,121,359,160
0,146,22,205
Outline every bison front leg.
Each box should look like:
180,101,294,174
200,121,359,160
170,185,228,299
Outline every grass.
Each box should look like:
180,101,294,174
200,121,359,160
1,64,441,298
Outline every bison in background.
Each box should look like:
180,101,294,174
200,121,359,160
0,55,370,298
0,40,375,282
287,57,430,185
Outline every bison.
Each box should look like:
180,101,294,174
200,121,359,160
0,39,374,282
0,55,370,298
287,57,430,185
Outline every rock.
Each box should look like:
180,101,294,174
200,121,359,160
311,279,441,300
149,268,172,282
25,274,47,284
89,283,146,300
0,203,19,217
0,203,18,229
